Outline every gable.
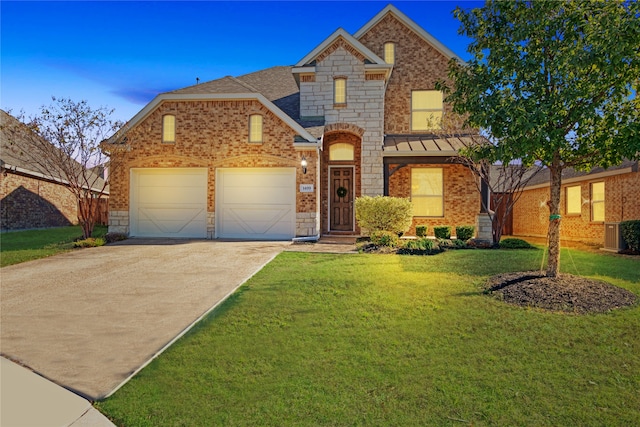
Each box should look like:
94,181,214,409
295,28,388,67
354,4,463,63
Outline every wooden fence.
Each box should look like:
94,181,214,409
79,198,109,226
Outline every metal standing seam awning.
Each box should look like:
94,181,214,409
382,133,490,211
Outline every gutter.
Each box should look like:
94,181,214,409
2,163,108,194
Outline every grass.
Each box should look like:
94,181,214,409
0,225,107,267
97,248,640,426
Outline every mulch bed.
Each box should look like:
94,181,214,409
485,271,638,314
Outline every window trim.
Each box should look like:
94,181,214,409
411,90,443,131
590,181,605,222
384,42,395,64
162,114,176,143
411,167,444,218
334,77,347,106
248,114,263,144
565,185,581,216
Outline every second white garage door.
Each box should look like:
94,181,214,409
216,168,295,240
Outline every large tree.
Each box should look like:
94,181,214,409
441,0,640,276
3,97,127,239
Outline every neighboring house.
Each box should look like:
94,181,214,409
512,160,640,246
108,4,486,240
0,109,107,230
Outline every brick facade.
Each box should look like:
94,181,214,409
1,171,77,230
388,163,479,236
108,100,318,237
357,13,454,135
512,169,640,244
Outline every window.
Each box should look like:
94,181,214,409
411,90,443,131
566,185,581,215
249,114,263,143
591,182,605,221
162,115,175,143
411,168,443,217
384,42,395,64
329,143,354,161
334,78,346,105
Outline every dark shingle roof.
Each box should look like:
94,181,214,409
525,160,639,187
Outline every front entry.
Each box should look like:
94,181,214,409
329,167,354,231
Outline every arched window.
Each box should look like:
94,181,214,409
329,143,354,161
249,114,263,143
384,42,395,64
162,115,175,143
334,78,346,105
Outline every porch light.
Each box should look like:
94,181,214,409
301,156,308,174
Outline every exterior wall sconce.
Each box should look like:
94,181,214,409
301,155,308,174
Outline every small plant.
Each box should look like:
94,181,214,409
455,225,475,241
499,238,534,249
72,237,106,248
433,226,451,239
453,239,468,249
416,225,428,237
620,220,640,252
370,230,400,247
403,238,435,251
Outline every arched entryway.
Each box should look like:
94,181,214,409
321,130,362,234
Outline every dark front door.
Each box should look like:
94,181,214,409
330,167,353,231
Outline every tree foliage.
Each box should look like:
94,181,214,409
441,0,640,276
2,97,127,239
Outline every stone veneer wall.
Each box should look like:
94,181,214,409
1,172,77,230
357,13,454,135
512,170,640,244
108,99,318,237
299,43,385,196
388,163,479,236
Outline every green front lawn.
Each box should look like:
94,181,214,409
97,248,639,426
0,225,107,267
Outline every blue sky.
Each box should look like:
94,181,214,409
1,1,481,123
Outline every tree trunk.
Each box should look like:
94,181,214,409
546,159,563,277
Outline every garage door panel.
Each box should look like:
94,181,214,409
217,168,295,240
131,168,207,238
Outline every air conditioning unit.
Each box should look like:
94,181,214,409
603,222,626,252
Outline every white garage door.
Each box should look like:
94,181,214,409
216,168,295,240
130,168,207,238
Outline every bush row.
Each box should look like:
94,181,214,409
416,225,475,241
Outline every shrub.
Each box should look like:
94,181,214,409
416,225,428,237
433,226,451,239
72,237,106,248
499,238,534,249
620,220,640,252
453,239,468,249
355,196,413,235
370,230,400,247
402,238,435,251
455,225,475,241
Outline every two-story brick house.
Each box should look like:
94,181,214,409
108,4,485,240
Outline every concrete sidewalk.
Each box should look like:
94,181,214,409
0,357,115,426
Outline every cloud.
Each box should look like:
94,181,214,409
109,87,173,105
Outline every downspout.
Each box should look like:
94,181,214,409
292,234,321,243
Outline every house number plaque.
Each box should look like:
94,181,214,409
299,184,314,193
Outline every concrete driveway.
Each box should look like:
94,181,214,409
0,239,289,400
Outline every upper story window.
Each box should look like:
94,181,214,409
411,90,443,131
329,143,354,161
334,78,346,105
411,168,444,217
566,185,581,215
162,114,176,143
384,42,395,64
591,182,605,222
249,114,263,143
